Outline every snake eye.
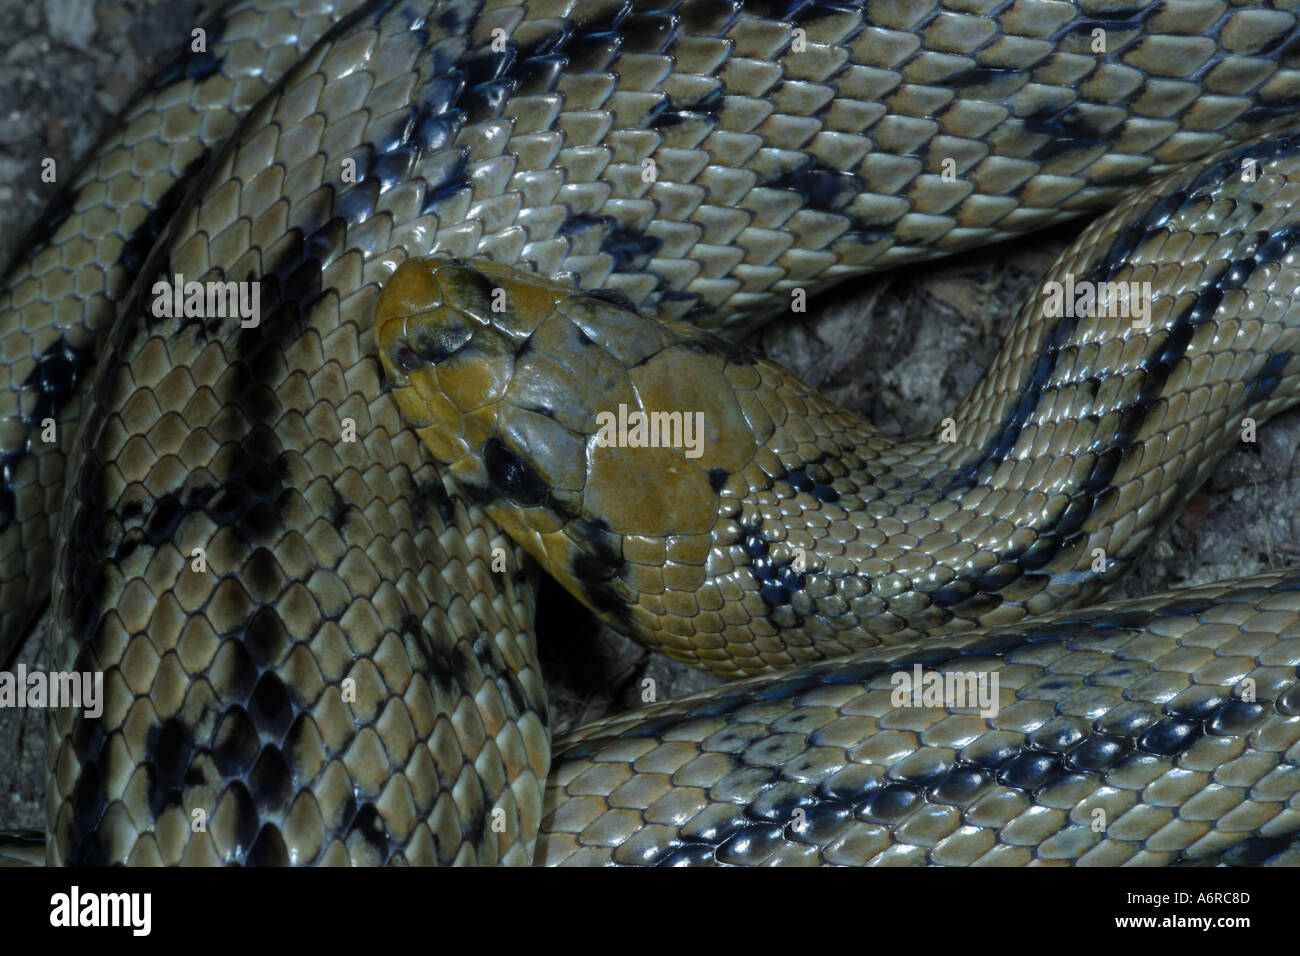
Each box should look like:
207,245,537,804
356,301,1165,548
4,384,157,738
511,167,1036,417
394,346,422,373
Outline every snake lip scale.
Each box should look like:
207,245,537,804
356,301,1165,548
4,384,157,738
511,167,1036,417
0,0,1298,867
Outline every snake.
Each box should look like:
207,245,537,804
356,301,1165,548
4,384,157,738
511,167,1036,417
0,0,1298,866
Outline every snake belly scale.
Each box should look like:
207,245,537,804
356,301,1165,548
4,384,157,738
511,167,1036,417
0,0,1297,865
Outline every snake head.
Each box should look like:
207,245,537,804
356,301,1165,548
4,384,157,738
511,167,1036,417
375,256,568,462
375,255,774,637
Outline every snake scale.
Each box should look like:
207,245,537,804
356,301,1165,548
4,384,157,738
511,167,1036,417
0,0,1297,866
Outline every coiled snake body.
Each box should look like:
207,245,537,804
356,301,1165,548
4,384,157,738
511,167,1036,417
2,0,1300,865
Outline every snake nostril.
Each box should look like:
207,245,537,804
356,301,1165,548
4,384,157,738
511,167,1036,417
394,346,422,373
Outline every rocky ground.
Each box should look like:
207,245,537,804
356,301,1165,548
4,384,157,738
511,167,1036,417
3,0,1299,836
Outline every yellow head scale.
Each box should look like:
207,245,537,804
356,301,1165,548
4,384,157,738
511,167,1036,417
374,255,775,666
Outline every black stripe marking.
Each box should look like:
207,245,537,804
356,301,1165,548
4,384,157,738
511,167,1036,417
920,138,1300,612
556,575,1300,864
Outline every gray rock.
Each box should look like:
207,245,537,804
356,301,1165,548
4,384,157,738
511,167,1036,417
42,0,96,51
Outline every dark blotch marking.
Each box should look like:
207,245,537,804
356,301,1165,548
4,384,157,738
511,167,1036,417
0,336,95,532
247,671,295,740
1065,733,1132,773
740,525,807,606
1022,105,1113,161
716,822,784,865
572,550,633,625
1098,706,1159,737
859,784,923,825
928,767,992,805
144,492,184,545
997,751,1060,791
1207,700,1268,736
399,613,439,676
328,486,353,532
496,652,536,723
463,782,492,849
571,516,622,568
213,707,260,778
204,424,290,544
1028,720,1085,752
1164,689,1228,723
214,634,260,703
65,761,108,866
1248,351,1291,402
1253,223,1300,265
765,155,863,215
146,717,194,819
420,149,472,212
600,223,663,272
619,10,677,54
69,709,106,767
244,548,286,603
412,318,475,363
125,151,214,280
244,605,288,667
785,467,839,503
946,66,1030,91
930,579,976,607
248,746,293,814
225,783,261,862
560,214,663,271
409,474,456,529
483,436,550,506
453,266,500,320
245,825,290,866
651,86,724,129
